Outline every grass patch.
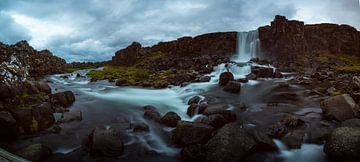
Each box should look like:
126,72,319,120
88,66,150,85
335,66,360,72
314,51,360,65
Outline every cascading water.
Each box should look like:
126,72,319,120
233,31,260,62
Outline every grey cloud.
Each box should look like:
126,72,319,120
0,0,358,62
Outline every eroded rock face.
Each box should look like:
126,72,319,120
320,94,360,121
205,123,277,162
259,15,360,66
324,127,360,160
172,121,214,147
111,32,237,68
16,143,52,162
87,127,125,157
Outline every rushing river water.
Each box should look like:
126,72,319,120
1,31,328,162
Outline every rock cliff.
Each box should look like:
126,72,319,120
259,15,360,68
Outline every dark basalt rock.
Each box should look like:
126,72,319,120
219,72,234,86
0,111,19,138
324,127,360,160
172,121,214,147
205,123,277,162
160,111,181,127
259,15,360,67
187,104,199,117
87,127,125,157
320,94,360,122
16,144,52,162
143,105,161,122
181,144,206,162
223,81,241,93
132,122,150,132
188,96,202,105
51,91,75,108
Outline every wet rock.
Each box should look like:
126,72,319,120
181,144,206,162
324,127,360,160
352,76,360,89
252,66,274,78
206,123,277,162
282,129,306,149
172,121,214,146
32,102,55,130
59,111,82,123
219,72,234,86
223,81,241,93
16,144,52,162
206,114,228,129
46,125,62,134
143,105,161,122
35,81,51,94
199,75,211,82
237,78,248,83
51,91,75,108
87,127,124,157
187,104,199,117
0,111,19,137
132,123,150,132
160,111,181,127
188,96,201,105
273,69,283,78
320,94,360,121
341,118,360,127
246,73,257,80
269,114,304,138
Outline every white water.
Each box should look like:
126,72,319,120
47,31,325,161
274,140,327,162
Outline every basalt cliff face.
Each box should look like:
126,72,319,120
0,40,67,85
259,15,360,69
0,41,72,138
111,32,237,71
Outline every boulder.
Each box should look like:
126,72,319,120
87,127,124,157
160,111,181,127
219,72,234,86
273,69,283,78
172,121,214,146
16,144,52,162
51,91,75,108
205,123,277,162
0,111,19,137
252,67,274,78
199,76,211,82
324,127,360,160
35,81,51,94
341,118,360,127
31,102,55,130
181,144,206,162
246,73,257,80
188,96,201,105
320,94,360,121
187,104,199,117
223,81,241,93
144,106,161,122
132,123,150,132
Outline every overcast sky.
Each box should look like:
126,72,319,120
0,0,359,62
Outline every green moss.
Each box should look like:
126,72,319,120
314,51,360,65
335,66,360,72
136,52,166,66
88,66,149,85
30,118,38,132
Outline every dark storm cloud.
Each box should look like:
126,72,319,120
0,0,358,62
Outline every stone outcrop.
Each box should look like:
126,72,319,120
259,15,360,68
111,32,237,71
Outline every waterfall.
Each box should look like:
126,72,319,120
233,30,260,62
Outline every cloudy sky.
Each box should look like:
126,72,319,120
0,0,359,62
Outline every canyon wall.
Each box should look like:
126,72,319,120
259,15,360,65
111,32,237,69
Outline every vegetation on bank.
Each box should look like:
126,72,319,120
67,66,96,73
88,66,191,87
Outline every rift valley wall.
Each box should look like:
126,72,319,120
259,15,360,65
